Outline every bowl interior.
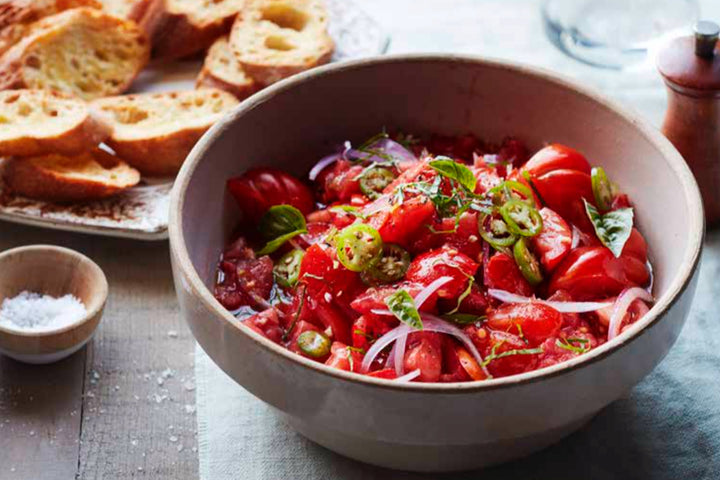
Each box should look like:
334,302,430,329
176,56,702,382
0,245,107,335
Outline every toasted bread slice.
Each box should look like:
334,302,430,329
97,0,146,19
0,0,102,57
92,89,239,176
0,89,110,157
196,36,257,100
136,0,244,59
229,0,333,86
3,148,141,202
0,8,150,101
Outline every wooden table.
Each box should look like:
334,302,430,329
0,223,198,479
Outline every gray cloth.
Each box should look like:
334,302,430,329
196,0,720,478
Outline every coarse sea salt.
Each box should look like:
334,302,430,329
0,291,87,333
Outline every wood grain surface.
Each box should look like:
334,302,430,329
0,222,198,479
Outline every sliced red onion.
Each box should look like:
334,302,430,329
362,193,392,216
308,152,341,181
393,324,411,376
608,287,653,340
571,225,581,249
394,369,421,382
361,324,410,372
420,313,490,378
347,138,417,164
487,289,612,313
414,276,453,309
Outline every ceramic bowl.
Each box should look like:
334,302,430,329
0,245,108,364
169,55,704,472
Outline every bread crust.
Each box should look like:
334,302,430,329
0,8,150,100
0,90,111,157
196,36,258,99
229,0,334,86
136,0,243,59
92,89,239,177
3,149,141,202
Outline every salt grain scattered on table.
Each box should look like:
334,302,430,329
0,291,86,332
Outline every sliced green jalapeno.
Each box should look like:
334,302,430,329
591,166,613,211
489,180,535,207
478,211,517,249
297,331,331,358
359,167,395,199
362,243,411,284
513,238,543,286
273,249,305,288
335,224,383,272
499,199,543,237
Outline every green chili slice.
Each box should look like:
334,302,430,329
513,238,543,286
499,199,543,237
273,249,305,288
359,167,395,199
591,166,613,211
297,331,331,358
363,243,411,284
335,224,383,272
478,211,517,249
489,180,535,207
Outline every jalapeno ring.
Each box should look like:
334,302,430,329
499,199,543,237
513,238,543,286
273,249,305,288
591,166,613,211
297,331,331,358
335,224,383,272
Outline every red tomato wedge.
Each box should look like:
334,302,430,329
531,207,573,273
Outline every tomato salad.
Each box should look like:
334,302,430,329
214,133,653,382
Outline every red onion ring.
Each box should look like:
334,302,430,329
361,324,410,372
420,314,490,378
608,287,653,340
414,276,453,309
394,369,421,382
393,324,411,376
487,289,613,313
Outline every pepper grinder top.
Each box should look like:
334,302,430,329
657,20,720,94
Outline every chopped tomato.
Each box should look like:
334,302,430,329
531,207,572,272
366,368,397,379
486,302,563,346
285,320,324,357
244,309,283,344
522,144,591,177
228,168,315,223
405,246,479,299
351,282,430,315
315,160,364,203
471,165,503,194
325,342,363,372
299,244,361,300
367,196,435,246
530,169,594,231
214,238,274,311
548,245,650,300
482,330,540,378
351,315,392,351
403,332,443,382
483,252,533,297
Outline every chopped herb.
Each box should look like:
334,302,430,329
556,337,590,354
481,343,543,367
447,277,474,315
442,313,486,325
385,289,423,330
583,199,634,258
302,273,325,281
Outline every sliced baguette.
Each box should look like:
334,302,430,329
135,0,245,59
97,0,147,19
3,148,141,202
0,8,150,101
196,36,257,100
92,89,239,176
0,89,110,157
229,0,333,86
0,0,102,57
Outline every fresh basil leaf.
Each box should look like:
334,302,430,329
256,205,307,255
429,157,477,192
583,199,633,258
385,289,423,330
259,205,306,239
442,313,486,325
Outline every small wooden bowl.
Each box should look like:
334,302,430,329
0,245,108,364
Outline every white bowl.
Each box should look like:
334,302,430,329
169,55,703,471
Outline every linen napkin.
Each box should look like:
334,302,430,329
196,0,720,478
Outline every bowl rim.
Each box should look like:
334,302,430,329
169,54,704,392
0,244,108,338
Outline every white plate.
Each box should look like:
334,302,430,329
0,0,389,241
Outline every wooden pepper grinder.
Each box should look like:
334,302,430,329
658,21,720,225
